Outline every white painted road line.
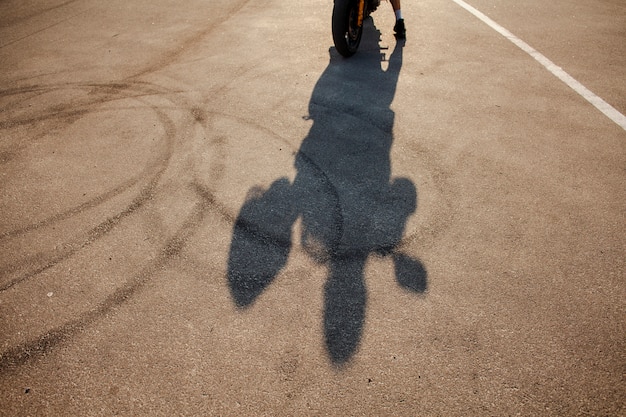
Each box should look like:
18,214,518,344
451,0,626,131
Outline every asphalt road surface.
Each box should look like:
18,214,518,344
1,0,624,415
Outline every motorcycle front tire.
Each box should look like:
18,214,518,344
332,0,363,58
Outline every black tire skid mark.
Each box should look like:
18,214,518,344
0,82,184,131
0,81,240,371
0,81,184,241
0,77,255,369
0,85,90,160
0,86,54,129
0,174,159,292
128,0,254,80
0,81,180,291
0,81,177,228
0,74,280,344
0,83,185,165
0,183,217,373
0,0,84,28
0,5,96,50
0,0,260,373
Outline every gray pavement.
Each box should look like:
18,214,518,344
1,0,624,415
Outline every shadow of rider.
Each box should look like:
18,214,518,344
227,18,427,366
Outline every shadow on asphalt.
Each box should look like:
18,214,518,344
227,18,427,366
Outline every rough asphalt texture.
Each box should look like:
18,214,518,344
1,0,624,415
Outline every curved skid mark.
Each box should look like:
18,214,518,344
0,0,267,371
0,6,95,50
0,84,134,163
0,176,159,292
127,0,254,79
201,108,300,164
0,106,88,130
0,184,216,372
0,176,141,241
0,89,51,119
0,82,184,131
0,0,83,27
0,81,180,241
0,83,181,291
